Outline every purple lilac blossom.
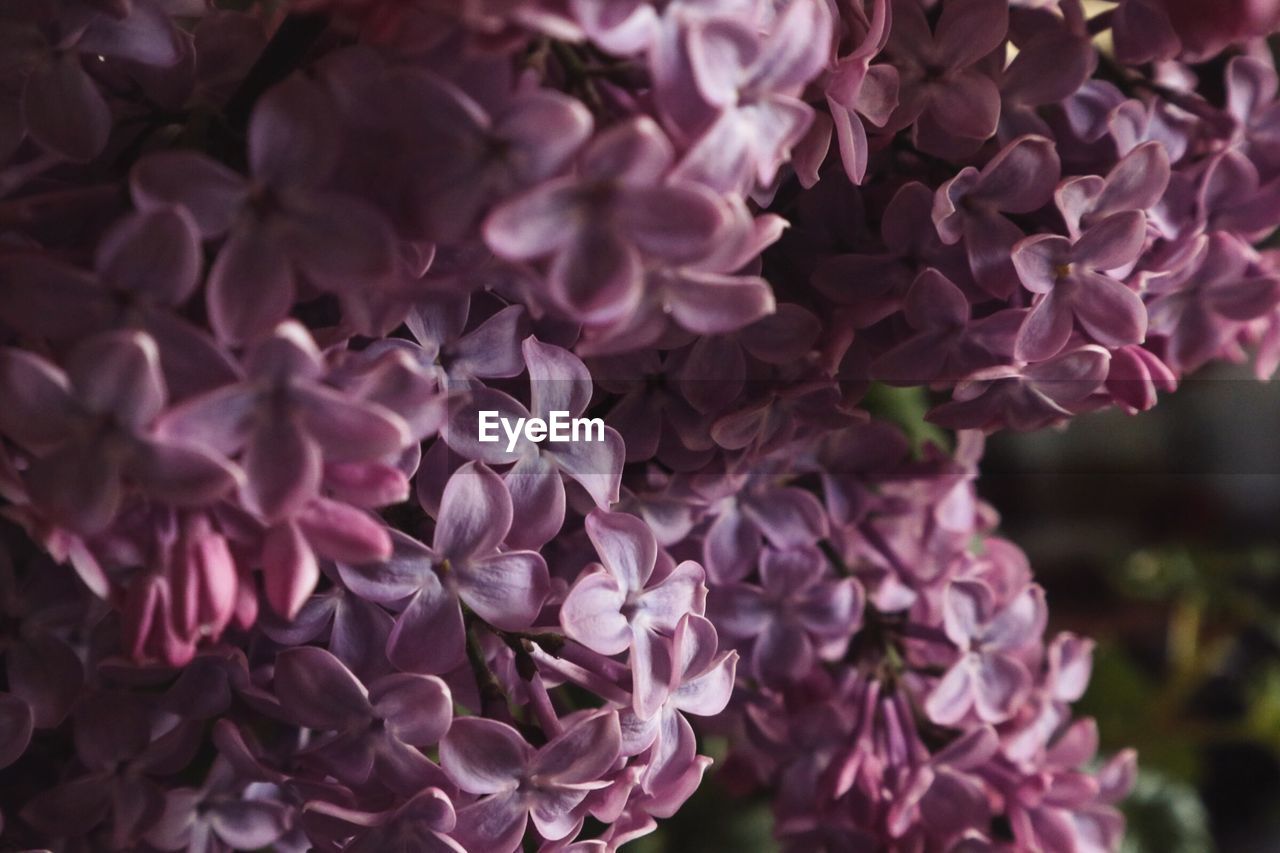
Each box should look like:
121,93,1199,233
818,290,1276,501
8,0,1280,848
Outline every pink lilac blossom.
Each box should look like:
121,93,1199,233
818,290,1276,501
4,0,1280,848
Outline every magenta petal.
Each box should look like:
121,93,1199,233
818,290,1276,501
457,551,550,630
273,646,370,729
973,653,1031,722
435,461,513,560
1073,271,1148,349
96,208,203,305
249,76,340,188
972,135,1060,213
78,0,182,66
295,499,392,564
261,522,320,620
529,787,589,842
369,674,452,746
206,800,291,850
667,271,776,335
295,385,410,462
454,791,527,853
638,560,705,633
1073,211,1147,271
1015,290,1074,363
128,438,239,506
533,710,622,785
278,192,396,285
483,180,579,259
22,54,110,162
935,0,1009,69
547,426,625,509
131,151,248,237
496,90,594,183
450,305,527,380
925,660,975,725
337,529,434,602
585,510,656,592
208,227,295,345
504,453,567,551
27,443,123,534
441,717,530,794
0,693,33,769
560,569,631,656
524,337,592,420
549,229,643,324
0,348,79,452
387,584,465,675
67,330,167,428
245,417,320,522
630,628,675,719
618,185,727,264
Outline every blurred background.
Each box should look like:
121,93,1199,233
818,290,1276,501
982,362,1280,853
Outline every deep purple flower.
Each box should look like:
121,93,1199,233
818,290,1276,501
131,77,397,343
338,461,550,675
446,338,625,549
933,135,1060,297
1013,211,1150,362
925,579,1046,725
560,510,707,719
709,545,864,685
0,331,239,534
273,646,452,793
440,711,622,851
884,0,1008,155
483,117,730,324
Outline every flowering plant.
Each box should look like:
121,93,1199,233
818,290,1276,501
2,0,1278,849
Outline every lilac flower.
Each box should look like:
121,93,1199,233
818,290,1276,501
440,711,622,851
273,646,452,793
933,135,1061,297
870,269,1020,384
560,510,708,719
131,76,396,343
338,461,549,675
884,0,1008,156
8,0,182,161
1145,232,1280,372
930,346,1113,432
818,0,898,184
143,761,292,852
400,295,528,387
158,321,409,525
1055,142,1172,239
709,545,864,685
1224,55,1280,178
303,787,461,853
661,0,834,194
0,331,239,533
0,207,236,396
483,117,730,324
618,614,736,791
886,726,998,840
925,580,1046,725
0,693,32,770
446,338,624,549
393,74,593,244
701,474,829,584
1012,211,1150,362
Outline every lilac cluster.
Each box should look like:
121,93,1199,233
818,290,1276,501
1,0,1276,849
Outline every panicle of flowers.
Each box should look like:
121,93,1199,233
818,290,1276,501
2,0,1277,849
